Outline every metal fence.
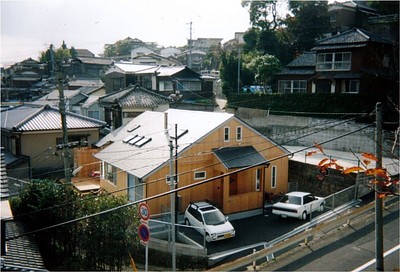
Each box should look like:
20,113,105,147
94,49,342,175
324,185,357,210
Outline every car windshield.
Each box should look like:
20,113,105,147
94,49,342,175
279,195,302,205
203,210,226,225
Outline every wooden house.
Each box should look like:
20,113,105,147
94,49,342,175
94,109,289,215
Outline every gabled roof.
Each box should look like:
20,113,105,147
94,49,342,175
98,85,171,108
94,109,234,179
75,49,95,57
1,104,106,132
312,28,393,51
106,62,157,75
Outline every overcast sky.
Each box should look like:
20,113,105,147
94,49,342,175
1,0,255,67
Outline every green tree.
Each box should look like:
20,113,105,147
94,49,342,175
242,0,284,30
39,43,72,63
103,39,136,57
282,0,331,55
245,53,282,87
10,180,139,271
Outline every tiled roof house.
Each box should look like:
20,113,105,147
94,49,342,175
276,28,397,96
1,104,106,179
1,148,47,271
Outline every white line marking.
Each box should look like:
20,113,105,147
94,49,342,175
351,244,400,272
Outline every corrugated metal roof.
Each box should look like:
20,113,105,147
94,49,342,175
112,63,157,73
95,109,234,179
1,104,106,132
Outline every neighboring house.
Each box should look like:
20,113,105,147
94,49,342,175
328,1,378,33
74,48,95,58
104,62,212,101
104,62,156,93
79,85,107,121
176,49,207,71
67,57,113,78
276,28,397,96
328,1,398,41
130,46,155,58
1,104,106,179
1,148,47,271
98,84,171,129
160,47,182,57
131,53,182,66
32,89,87,113
94,109,289,215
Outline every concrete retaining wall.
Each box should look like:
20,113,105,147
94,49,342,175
230,107,397,156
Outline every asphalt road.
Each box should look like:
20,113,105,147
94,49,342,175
258,197,399,271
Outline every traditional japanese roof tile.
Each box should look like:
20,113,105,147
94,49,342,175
1,104,106,132
311,28,393,51
98,85,171,108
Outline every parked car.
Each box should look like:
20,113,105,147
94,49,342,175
272,191,325,220
184,201,235,242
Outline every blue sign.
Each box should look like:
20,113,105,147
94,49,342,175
138,223,150,243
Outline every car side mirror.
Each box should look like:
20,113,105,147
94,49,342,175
226,216,229,221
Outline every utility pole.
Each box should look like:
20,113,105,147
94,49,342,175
54,51,72,184
164,113,176,271
237,46,241,94
375,102,384,271
188,21,192,69
174,124,179,224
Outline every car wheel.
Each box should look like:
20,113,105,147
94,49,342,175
319,204,324,212
301,211,307,220
185,218,190,226
205,233,211,243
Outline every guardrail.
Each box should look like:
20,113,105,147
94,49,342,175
207,196,397,271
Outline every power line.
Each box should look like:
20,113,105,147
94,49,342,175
6,123,374,241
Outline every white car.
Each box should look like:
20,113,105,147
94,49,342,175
272,191,325,220
184,201,235,242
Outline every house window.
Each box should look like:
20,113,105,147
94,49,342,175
255,169,261,191
224,127,230,142
342,80,359,94
127,174,144,202
330,13,336,22
104,162,117,185
236,126,242,141
112,77,124,91
160,81,174,91
278,80,307,93
177,81,201,91
316,52,351,71
194,171,206,180
383,55,389,67
271,166,277,188
88,110,100,120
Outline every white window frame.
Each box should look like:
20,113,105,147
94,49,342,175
255,169,261,191
278,80,307,93
224,127,230,142
316,52,351,71
271,166,277,189
194,171,206,180
236,126,242,141
341,79,360,94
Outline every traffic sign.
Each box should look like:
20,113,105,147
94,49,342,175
138,202,150,221
138,223,150,244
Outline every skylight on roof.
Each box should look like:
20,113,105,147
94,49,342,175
123,134,138,143
128,135,144,145
134,137,152,147
127,125,141,132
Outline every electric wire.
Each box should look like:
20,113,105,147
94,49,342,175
5,123,375,241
